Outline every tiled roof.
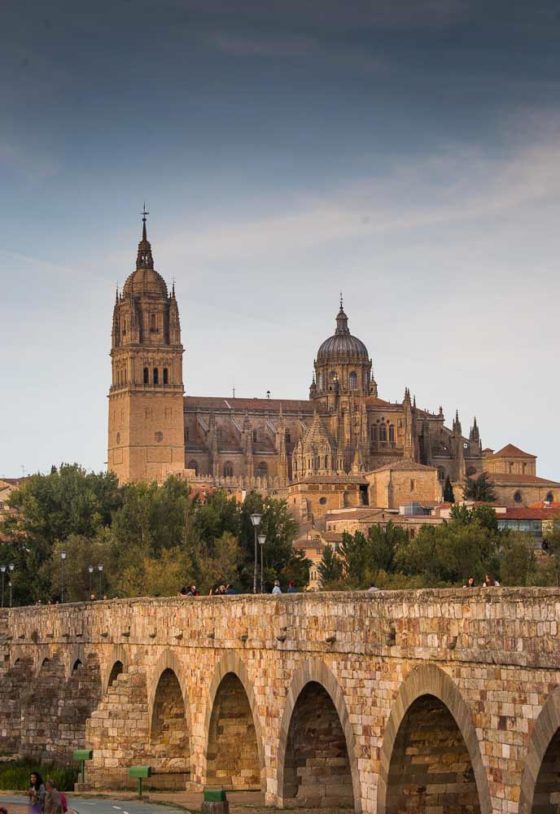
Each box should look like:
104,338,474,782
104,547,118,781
290,475,367,485
499,508,557,520
492,444,536,459
370,458,437,473
184,396,314,412
487,473,560,486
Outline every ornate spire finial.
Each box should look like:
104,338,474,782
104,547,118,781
115,284,119,303
141,203,149,241
136,205,154,270
339,291,343,310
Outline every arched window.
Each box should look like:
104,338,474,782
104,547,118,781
153,367,159,385
187,459,199,475
252,430,258,443
437,467,445,481
256,461,268,478
349,371,357,390
317,373,323,390
163,368,169,385
546,491,554,503
150,313,157,332
379,423,387,442
514,490,523,504
223,461,234,477
143,367,149,384
285,430,291,444
389,424,395,444
371,426,378,442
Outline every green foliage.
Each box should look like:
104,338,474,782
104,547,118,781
1,470,300,602
463,471,497,502
443,476,455,503
0,759,78,791
318,545,344,589
498,534,536,586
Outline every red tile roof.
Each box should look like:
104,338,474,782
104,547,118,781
491,443,536,459
486,473,560,486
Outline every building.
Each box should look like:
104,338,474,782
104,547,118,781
107,218,555,515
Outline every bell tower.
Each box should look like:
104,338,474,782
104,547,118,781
107,211,185,483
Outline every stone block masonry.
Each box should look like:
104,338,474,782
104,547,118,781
2,589,560,814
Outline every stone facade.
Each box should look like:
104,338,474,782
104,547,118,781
2,591,560,813
107,222,487,499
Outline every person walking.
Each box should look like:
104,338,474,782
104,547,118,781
271,580,282,595
43,781,63,814
28,772,46,814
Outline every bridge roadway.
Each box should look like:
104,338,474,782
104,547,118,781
1,588,560,814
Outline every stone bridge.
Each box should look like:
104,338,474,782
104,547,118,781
1,590,560,814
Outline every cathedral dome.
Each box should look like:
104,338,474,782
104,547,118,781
122,217,168,299
316,304,369,363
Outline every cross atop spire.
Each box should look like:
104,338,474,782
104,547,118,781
136,204,154,269
340,291,343,310
141,203,149,241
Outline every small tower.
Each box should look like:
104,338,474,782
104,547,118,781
108,211,185,483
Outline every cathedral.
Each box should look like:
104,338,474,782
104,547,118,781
108,218,558,514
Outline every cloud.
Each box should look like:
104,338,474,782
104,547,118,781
207,31,318,58
157,138,560,266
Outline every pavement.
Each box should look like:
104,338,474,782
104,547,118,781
0,790,269,814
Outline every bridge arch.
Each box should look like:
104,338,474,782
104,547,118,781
147,653,191,781
101,647,128,692
276,659,361,812
204,652,264,791
519,687,560,814
377,664,491,814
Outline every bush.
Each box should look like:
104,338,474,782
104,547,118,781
0,759,78,791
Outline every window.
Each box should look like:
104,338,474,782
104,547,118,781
370,426,378,441
150,313,157,332
187,459,199,475
437,467,445,481
466,465,477,476
163,368,169,385
410,479,415,491
285,430,291,444
349,371,357,390
223,461,234,477
319,497,327,505
143,367,149,384
389,424,395,443
522,462,527,473
153,367,159,385
546,491,554,503
256,461,268,478
379,423,387,442
252,430,258,443
514,490,523,504
116,432,121,445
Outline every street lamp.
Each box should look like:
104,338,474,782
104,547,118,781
8,564,14,607
258,534,266,593
0,565,6,608
61,552,67,602
98,564,104,598
88,565,94,597
250,513,262,594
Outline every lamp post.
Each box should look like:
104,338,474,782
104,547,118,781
61,551,67,602
258,534,266,593
98,564,104,598
250,513,262,594
8,564,14,607
0,566,6,608
88,565,94,597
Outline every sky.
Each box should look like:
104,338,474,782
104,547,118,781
2,0,560,478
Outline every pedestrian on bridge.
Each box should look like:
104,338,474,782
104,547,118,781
44,780,63,814
28,772,45,814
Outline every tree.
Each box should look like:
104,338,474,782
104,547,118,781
443,476,455,503
499,534,536,586
318,545,344,589
463,472,497,503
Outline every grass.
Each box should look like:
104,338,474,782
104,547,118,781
0,759,78,791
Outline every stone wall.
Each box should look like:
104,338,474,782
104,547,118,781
2,590,560,814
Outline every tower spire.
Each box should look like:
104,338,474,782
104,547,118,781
136,205,154,270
